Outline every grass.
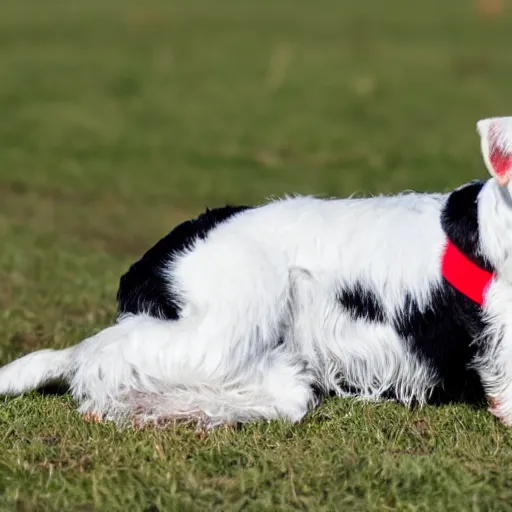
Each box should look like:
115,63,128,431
1,0,512,509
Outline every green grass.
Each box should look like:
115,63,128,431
2,0,512,509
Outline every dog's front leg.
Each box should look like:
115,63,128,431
473,278,512,425
475,321,512,425
478,344,512,426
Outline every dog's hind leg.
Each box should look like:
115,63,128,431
69,315,315,428
70,237,314,427
124,348,315,429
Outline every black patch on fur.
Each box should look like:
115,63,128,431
334,182,494,405
441,180,493,272
396,181,494,404
393,288,486,405
337,283,386,323
117,205,251,320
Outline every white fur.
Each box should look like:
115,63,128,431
3,120,512,428
0,191,449,426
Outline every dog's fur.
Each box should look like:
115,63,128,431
2,120,512,428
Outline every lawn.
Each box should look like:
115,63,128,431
1,0,512,509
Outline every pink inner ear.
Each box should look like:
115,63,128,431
488,122,512,184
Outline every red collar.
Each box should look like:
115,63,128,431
441,240,494,306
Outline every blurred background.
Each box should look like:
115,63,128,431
1,0,512,351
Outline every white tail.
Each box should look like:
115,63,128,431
0,347,74,396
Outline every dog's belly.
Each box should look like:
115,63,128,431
291,300,485,406
287,266,485,406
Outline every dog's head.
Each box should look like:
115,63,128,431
477,117,512,188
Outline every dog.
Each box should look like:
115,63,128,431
1,117,512,429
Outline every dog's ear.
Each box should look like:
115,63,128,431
477,117,512,187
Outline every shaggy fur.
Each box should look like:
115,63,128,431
2,118,512,429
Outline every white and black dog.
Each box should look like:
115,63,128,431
2,117,512,429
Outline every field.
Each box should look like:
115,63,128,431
1,0,512,510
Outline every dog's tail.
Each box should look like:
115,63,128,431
0,347,74,396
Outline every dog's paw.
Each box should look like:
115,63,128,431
488,396,512,426
83,412,104,424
